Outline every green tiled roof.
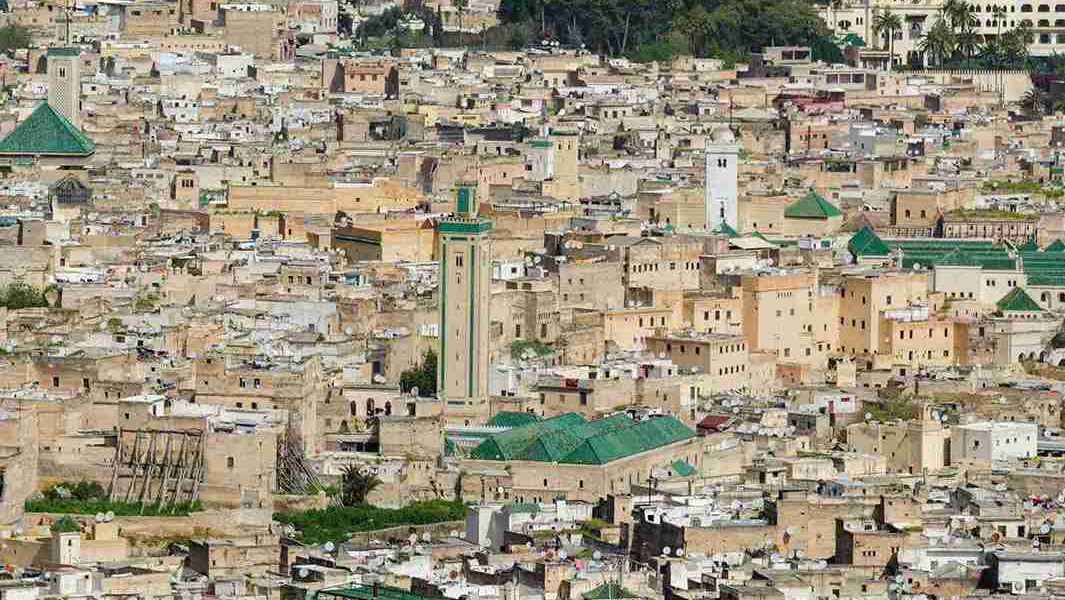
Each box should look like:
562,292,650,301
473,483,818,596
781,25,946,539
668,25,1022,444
0,103,95,156
469,412,585,461
47,47,81,56
560,416,696,465
848,226,891,256
784,191,843,219
1019,239,1040,252
470,412,695,465
315,586,448,600
583,584,637,600
996,287,1044,313
1047,239,1065,252
712,222,738,237
485,411,541,428
671,459,697,477
506,502,540,513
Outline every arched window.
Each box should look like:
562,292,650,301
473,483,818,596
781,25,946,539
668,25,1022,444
1039,18,1051,25
227,457,234,469
385,401,392,416
366,397,375,415
1022,4,1034,12
1039,4,1050,11
350,401,358,416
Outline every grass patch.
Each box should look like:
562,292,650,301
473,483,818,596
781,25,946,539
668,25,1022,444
865,396,919,422
273,499,465,546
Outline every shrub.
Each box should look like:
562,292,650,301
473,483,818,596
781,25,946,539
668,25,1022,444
274,499,465,545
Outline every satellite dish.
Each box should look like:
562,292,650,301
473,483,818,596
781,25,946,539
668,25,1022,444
409,534,418,544
411,386,419,397
422,532,431,542
895,575,904,584
415,544,424,554
95,513,105,523
559,550,568,560
662,546,671,556
864,412,873,421
285,525,296,536
593,550,602,560
913,262,922,270
449,530,459,537
105,512,114,522
298,567,309,578
344,327,353,335
1040,524,1052,534
525,257,534,266
676,548,684,557
323,541,335,552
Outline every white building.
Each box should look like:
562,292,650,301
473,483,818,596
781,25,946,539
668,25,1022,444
705,125,738,232
952,421,1037,463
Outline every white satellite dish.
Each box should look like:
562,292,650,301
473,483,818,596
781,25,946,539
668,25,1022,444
593,550,602,560
105,511,114,522
422,532,431,542
409,534,418,544
1040,524,1052,534
415,544,424,554
298,567,309,578
676,548,684,557
864,412,873,421
662,546,671,556
411,386,419,397
95,513,105,523
559,550,568,560
323,541,335,552
449,530,459,537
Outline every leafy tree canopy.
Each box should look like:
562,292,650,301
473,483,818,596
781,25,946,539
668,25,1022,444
400,349,436,397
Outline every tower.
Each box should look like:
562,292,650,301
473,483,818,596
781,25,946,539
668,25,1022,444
47,47,81,129
705,126,738,232
437,185,492,423
549,129,579,201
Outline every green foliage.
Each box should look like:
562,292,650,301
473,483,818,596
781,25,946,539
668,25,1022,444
496,0,827,58
106,318,123,333
0,282,49,310
811,35,846,64
0,25,30,57
42,480,106,502
510,339,553,360
865,396,919,422
273,499,466,545
26,498,203,516
399,349,436,397
133,292,160,312
52,516,81,534
358,7,404,37
629,39,683,63
339,465,382,506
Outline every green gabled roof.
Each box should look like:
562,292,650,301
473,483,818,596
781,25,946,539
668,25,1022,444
516,413,633,462
671,459,697,477
485,411,541,428
848,226,891,256
444,437,458,457
1047,239,1065,252
784,191,843,219
0,103,95,156
1019,239,1040,252
712,222,738,237
996,287,1044,313
559,416,695,465
583,584,637,600
506,502,540,514
468,412,585,461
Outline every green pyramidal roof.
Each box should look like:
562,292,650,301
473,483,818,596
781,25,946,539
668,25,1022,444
712,221,738,237
848,225,891,256
1047,239,1065,252
784,190,843,219
1019,239,1040,252
0,103,95,156
485,411,541,428
997,287,1044,313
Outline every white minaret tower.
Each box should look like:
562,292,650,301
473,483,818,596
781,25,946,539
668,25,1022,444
705,125,739,232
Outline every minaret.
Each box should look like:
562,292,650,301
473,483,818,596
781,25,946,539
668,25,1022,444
437,184,492,424
47,47,81,128
705,126,738,231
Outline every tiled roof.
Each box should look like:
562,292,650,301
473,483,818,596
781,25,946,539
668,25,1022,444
996,287,1044,313
583,584,637,600
712,222,738,237
671,459,697,477
784,191,843,219
469,412,695,465
1019,239,1040,252
0,103,95,156
485,411,540,428
468,412,585,461
848,226,891,256
1047,239,1065,252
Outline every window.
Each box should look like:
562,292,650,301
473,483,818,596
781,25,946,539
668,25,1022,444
455,255,463,267
52,377,59,388
227,457,235,469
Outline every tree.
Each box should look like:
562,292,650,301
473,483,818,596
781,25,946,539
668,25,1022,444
873,9,903,64
399,349,437,397
1022,86,1048,118
919,17,955,67
0,25,29,56
339,465,382,506
0,282,49,310
454,0,467,45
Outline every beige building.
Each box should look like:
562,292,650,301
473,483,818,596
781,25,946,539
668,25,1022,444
645,333,751,393
838,271,929,360
846,405,948,475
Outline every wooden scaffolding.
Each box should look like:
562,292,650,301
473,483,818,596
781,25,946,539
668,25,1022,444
107,428,206,513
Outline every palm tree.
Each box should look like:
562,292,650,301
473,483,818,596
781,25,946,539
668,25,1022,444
1022,86,1047,118
920,17,955,66
453,0,467,46
873,9,903,65
956,28,981,62
339,465,382,506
